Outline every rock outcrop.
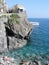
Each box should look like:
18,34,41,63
0,55,49,65
0,4,33,52
7,36,27,49
0,55,17,65
20,60,42,65
5,13,32,50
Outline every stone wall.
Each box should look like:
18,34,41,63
0,18,7,52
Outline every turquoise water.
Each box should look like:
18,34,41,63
3,18,49,62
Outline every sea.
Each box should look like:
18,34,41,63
3,18,49,63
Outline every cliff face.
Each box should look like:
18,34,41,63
0,17,7,52
0,4,33,52
5,13,32,50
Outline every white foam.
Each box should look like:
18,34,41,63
30,22,39,26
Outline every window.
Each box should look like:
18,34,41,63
20,9,23,12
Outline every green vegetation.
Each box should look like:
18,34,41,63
0,15,6,18
10,14,20,24
2,15,6,17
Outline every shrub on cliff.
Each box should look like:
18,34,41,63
10,14,20,24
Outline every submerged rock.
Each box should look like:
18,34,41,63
44,61,49,65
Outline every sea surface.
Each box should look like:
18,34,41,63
3,18,49,62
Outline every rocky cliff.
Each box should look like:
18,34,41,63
0,4,33,53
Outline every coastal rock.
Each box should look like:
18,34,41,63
0,3,33,52
45,61,49,65
8,36,27,49
20,60,41,65
5,7,33,49
0,55,18,65
20,61,33,65
45,63,49,65
34,60,41,65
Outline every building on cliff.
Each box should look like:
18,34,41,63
8,4,25,13
0,0,8,13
